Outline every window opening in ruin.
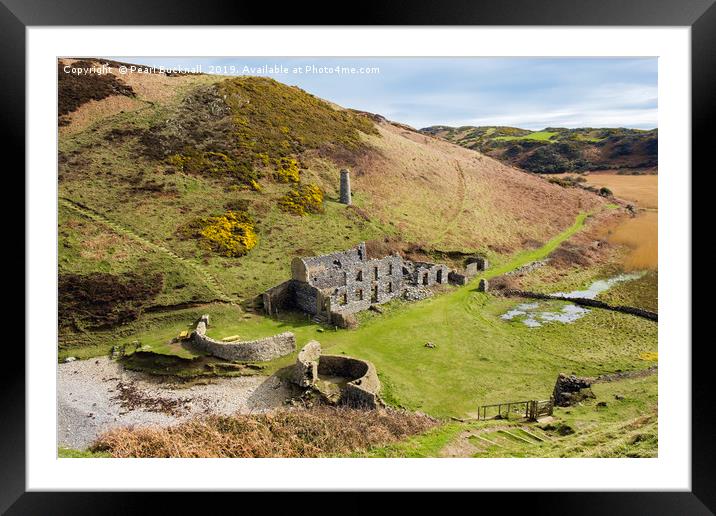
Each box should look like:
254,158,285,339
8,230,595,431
340,293,348,305
422,273,429,285
358,289,363,301
356,270,363,281
387,282,393,293
371,285,378,302
374,267,379,280
388,263,393,275
436,269,443,283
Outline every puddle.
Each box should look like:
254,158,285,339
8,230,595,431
551,272,645,300
501,301,590,327
501,272,644,328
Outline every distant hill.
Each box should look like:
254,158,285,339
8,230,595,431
420,125,658,174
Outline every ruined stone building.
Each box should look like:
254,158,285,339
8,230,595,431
262,169,488,324
263,242,452,324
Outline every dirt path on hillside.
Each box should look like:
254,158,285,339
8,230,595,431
58,357,292,450
59,198,237,302
439,366,657,457
440,424,552,457
429,161,467,245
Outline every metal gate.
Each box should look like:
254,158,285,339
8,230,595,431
477,399,553,421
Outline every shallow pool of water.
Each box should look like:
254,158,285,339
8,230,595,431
551,272,645,300
501,272,645,328
501,301,590,327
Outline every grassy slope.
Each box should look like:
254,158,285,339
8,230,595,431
58,63,604,351
494,130,558,142
353,124,600,254
598,270,658,312
363,374,657,458
74,211,657,419
56,64,658,458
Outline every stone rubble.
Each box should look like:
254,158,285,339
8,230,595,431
403,285,433,302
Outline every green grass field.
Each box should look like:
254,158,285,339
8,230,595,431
67,211,656,418
362,374,657,457
494,130,558,142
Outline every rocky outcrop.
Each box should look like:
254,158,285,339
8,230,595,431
552,373,595,406
192,315,296,362
293,341,321,387
506,260,548,276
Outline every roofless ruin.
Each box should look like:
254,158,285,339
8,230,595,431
263,241,487,327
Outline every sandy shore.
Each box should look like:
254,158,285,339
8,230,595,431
58,357,293,450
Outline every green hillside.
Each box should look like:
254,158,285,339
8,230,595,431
57,59,657,459
58,58,604,351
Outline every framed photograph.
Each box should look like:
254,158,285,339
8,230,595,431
8,0,710,510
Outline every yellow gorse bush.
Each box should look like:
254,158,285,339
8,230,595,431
278,183,324,216
274,157,301,183
199,210,258,257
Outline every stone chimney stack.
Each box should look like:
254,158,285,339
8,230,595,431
339,169,352,205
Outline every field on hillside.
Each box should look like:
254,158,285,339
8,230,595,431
56,59,658,459
494,130,558,142
363,374,657,458
62,212,657,419
58,59,604,351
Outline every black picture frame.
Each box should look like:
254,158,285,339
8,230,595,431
5,0,707,512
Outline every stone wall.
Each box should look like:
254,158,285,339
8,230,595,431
293,243,366,285
499,289,658,321
293,281,320,315
466,256,489,273
506,259,548,276
192,315,296,362
405,261,450,287
552,373,594,406
262,279,295,316
327,254,403,315
292,340,321,387
317,355,381,409
448,271,469,286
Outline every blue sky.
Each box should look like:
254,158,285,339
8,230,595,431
114,57,657,130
